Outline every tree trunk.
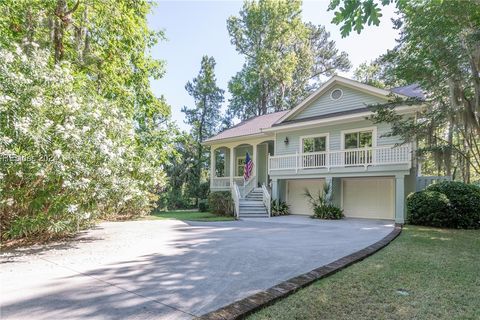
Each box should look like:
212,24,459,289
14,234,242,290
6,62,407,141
53,0,80,63
445,120,453,176
25,7,35,47
465,152,471,184
53,0,67,63
196,98,208,207
260,78,268,115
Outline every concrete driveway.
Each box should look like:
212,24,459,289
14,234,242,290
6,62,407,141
0,216,394,319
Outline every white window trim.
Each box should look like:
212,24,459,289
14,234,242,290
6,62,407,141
299,133,330,153
340,126,377,150
330,88,343,101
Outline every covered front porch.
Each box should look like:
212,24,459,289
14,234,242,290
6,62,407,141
209,139,274,193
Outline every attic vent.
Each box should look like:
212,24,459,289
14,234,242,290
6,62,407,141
330,88,343,100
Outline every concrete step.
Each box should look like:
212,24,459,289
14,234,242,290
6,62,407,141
240,200,264,205
240,203,265,209
240,188,269,218
239,206,267,210
240,209,266,212
240,207,265,211
240,209,267,214
239,214,269,218
239,206,266,210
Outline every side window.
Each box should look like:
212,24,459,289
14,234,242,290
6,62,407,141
344,131,373,149
302,136,327,153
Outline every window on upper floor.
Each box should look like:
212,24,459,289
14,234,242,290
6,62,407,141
302,135,327,153
344,130,373,149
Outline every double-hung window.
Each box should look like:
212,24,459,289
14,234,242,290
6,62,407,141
343,129,374,165
344,130,373,149
301,135,328,168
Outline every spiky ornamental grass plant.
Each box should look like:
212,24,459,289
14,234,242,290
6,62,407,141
0,44,166,240
303,183,344,219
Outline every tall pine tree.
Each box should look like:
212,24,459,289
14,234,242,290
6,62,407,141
226,0,350,120
182,56,225,204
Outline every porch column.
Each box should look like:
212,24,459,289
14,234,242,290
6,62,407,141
325,176,333,203
395,175,405,224
229,147,235,187
210,147,215,186
271,178,279,200
253,143,258,183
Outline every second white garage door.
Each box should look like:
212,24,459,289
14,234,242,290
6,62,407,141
342,177,394,219
287,179,324,215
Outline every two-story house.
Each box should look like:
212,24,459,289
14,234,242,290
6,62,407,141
203,76,424,223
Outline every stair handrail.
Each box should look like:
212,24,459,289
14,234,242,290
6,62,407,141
231,182,241,218
261,183,271,217
243,175,257,198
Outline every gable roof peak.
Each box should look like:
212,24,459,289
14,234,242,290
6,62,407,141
275,75,409,124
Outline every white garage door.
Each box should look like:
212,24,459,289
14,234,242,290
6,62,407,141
287,179,324,215
342,178,394,219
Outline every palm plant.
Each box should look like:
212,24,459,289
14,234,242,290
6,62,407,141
303,182,344,219
303,182,332,208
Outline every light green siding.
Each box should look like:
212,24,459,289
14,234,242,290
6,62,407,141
275,120,403,155
292,84,388,120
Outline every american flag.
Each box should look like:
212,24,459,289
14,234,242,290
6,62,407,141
244,152,254,181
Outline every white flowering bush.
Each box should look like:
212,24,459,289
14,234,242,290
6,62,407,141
0,45,166,240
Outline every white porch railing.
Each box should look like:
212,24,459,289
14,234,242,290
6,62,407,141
269,145,412,171
262,183,271,217
211,177,230,189
211,176,245,190
231,182,241,218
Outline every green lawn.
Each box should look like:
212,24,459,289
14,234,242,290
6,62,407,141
249,226,480,320
149,210,235,222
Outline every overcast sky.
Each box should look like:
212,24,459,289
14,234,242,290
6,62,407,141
148,0,400,131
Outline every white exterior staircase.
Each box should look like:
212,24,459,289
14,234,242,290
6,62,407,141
238,188,269,218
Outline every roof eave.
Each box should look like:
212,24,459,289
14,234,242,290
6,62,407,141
202,132,273,146
263,104,423,133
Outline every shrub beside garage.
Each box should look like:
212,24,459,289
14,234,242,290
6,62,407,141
407,181,480,229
